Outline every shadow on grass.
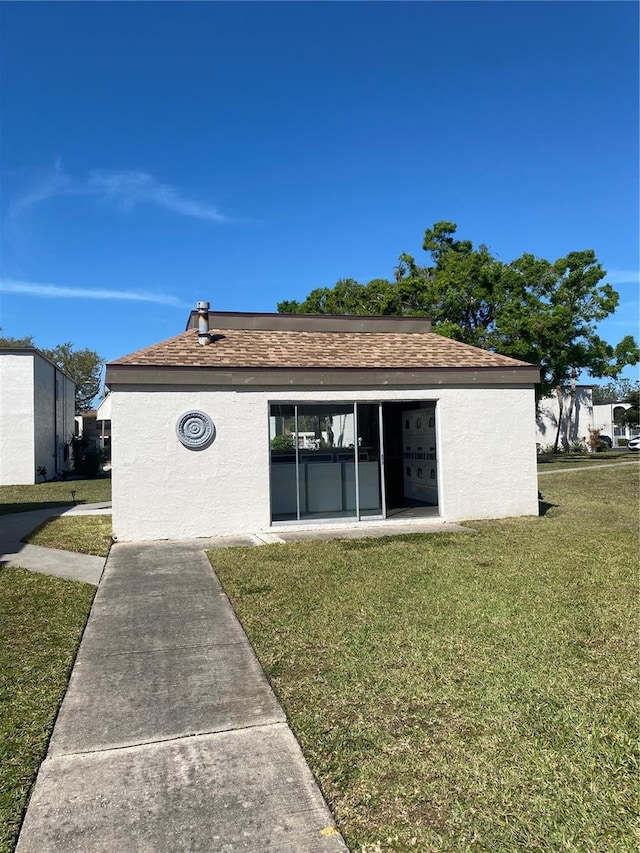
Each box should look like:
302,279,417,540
538,501,557,517
537,452,631,465
0,501,74,517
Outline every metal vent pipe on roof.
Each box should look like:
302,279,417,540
197,301,210,345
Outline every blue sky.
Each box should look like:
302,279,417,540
1,1,638,384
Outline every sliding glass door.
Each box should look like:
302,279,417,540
297,403,356,520
356,403,384,517
269,404,298,521
269,402,385,523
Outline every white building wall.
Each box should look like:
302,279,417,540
593,402,640,446
0,353,35,485
435,385,539,522
111,383,539,542
0,351,75,485
535,387,593,448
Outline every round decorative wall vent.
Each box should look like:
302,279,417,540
176,410,216,449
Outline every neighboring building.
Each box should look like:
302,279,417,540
535,386,594,450
0,348,75,485
75,396,112,460
96,393,112,459
593,402,640,447
75,410,99,443
106,306,540,542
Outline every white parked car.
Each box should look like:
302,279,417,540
628,436,640,452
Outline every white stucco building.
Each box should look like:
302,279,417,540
0,348,75,485
593,401,640,447
535,386,594,450
106,307,541,542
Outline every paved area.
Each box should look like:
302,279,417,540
15,539,348,852
9,485,599,851
0,503,110,584
275,519,470,542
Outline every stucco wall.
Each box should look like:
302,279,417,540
33,357,74,478
0,352,75,485
593,402,639,446
111,383,539,541
57,371,75,472
33,355,56,477
535,387,593,448
0,353,35,485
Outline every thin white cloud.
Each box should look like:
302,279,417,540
10,166,231,223
0,279,186,307
86,170,229,222
606,269,640,285
10,170,74,216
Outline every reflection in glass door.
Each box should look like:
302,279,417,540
269,404,298,521
269,402,386,523
297,403,356,520
355,403,384,518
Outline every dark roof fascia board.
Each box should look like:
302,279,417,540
106,364,540,388
0,346,76,383
0,346,40,356
185,311,432,334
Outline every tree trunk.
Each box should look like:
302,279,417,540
562,370,578,451
553,385,564,453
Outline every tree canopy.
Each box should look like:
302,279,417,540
0,331,35,348
278,221,639,399
592,379,640,405
0,330,104,412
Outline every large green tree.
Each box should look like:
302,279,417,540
592,379,640,405
0,330,104,412
40,343,104,412
0,331,35,347
278,221,639,450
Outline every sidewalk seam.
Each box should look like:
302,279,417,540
49,719,290,758
72,638,251,659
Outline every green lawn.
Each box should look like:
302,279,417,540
537,450,636,468
210,466,639,853
0,568,95,853
24,516,112,558
0,476,111,516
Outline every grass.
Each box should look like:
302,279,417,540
23,515,112,558
537,450,636,467
0,568,95,853
209,466,639,853
0,476,111,516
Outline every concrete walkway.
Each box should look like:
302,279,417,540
15,538,348,852
6,495,565,850
0,503,111,584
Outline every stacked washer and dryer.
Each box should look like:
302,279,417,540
402,406,438,506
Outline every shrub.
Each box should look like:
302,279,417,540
270,434,295,451
70,434,103,478
569,439,586,454
586,427,604,452
538,443,557,455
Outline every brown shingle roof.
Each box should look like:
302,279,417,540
110,327,534,370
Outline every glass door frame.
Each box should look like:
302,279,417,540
269,401,387,524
